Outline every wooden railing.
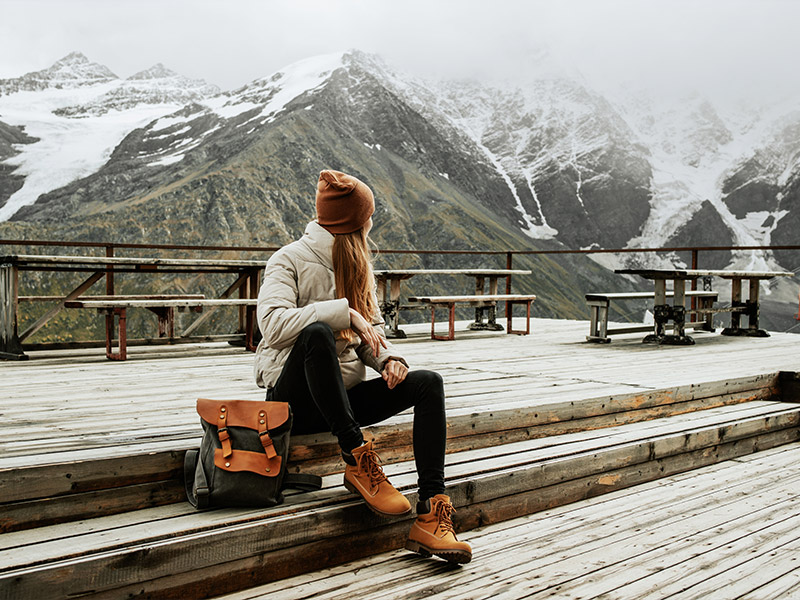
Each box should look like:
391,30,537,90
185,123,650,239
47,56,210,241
3,238,798,296
2,239,798,353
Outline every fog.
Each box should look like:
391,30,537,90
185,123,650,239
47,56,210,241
1,0,798,104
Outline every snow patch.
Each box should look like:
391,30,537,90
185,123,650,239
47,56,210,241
150,114,192,132
149,125,191,139
206,97,260,120
149,154,184,167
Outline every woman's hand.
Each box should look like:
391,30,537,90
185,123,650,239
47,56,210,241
382,359,408,390
349,308,387,357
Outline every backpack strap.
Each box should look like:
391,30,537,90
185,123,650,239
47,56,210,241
282,472,322,492
184,448,211,509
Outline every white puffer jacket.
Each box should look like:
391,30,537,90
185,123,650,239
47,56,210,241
254,221,406,390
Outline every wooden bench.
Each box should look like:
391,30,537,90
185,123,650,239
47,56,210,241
64,298,257,360
374,269,531,338
408,294,536,340
586,291,719,343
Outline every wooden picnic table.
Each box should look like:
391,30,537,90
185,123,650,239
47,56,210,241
615,268,795,344
373,268,531,338
0,254,265,360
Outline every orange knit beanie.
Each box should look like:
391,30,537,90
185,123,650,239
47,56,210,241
315,170,375,234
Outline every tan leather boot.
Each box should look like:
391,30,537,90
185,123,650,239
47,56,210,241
405,494,472,563
343,441,411,517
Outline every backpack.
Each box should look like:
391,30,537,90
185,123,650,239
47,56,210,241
184,398,321,509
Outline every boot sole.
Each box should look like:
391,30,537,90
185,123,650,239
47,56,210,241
405,539,472,564
343,478,412,518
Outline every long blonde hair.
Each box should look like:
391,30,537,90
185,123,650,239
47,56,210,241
332,225,377,342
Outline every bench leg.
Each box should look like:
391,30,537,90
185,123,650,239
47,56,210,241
722,279,744,336
586,301,611,343
104,307,127,361
643,280,694,345
722,278,769,337
468,303,503,331
431,304,455,341
149,307,175,338
506,300,531,335
382,300,407,339
745,279,768,336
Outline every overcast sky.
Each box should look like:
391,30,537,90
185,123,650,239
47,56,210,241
2,0,798,103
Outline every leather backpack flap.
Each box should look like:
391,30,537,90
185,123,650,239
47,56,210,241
196,398,289,430
213,447,282,478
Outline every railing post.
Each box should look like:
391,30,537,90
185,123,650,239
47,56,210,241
106,245,115,296
506,252,513,294
0,259,27,360
690,249,698,313
506,251,513,324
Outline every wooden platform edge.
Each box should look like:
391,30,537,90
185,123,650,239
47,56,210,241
0,372,787,533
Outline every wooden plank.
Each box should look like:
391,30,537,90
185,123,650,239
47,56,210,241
514,494,800,599
736,569,800,600
0,480,185,533
408,294,536,303
616,268,793,278
373,269,531,276
20,295,206,302
9,254,265,268
65,299,255,308
585,291,719,300
618,533,800,600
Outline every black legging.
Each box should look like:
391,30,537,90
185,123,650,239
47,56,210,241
268,322,446,501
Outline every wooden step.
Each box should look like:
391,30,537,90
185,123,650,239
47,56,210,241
1,399,798,599
0,373,785,533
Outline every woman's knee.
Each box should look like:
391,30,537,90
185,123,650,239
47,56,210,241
409,370,445,402
297,321,335,346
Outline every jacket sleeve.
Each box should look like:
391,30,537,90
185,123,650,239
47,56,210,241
257,255,350,351
355,291,409,373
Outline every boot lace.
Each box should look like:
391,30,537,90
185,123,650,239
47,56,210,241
357,448,388,488
433,498,456,534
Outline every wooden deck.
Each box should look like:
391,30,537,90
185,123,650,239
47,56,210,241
3,317,799,463
220,441,800,600
1,317,799,598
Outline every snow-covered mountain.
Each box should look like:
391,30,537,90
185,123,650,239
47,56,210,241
0,49,797,321
0,52,219,220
